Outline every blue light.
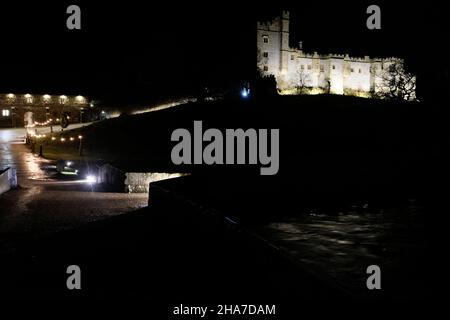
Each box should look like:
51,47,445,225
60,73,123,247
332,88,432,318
241,88,249,98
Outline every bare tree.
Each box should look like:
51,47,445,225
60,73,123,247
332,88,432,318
296,68,310,94
374,60,416,101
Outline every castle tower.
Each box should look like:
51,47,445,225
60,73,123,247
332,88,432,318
256,11,284,75
280,10,290,74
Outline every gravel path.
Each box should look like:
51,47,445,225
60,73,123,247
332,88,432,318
0,143,148,253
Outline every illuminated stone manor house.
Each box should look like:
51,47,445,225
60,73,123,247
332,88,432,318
257,11,413,97
0,93,89,128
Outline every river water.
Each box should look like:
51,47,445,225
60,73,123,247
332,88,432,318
254,201,428,298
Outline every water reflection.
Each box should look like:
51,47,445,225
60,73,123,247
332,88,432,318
0,143,51,185
255,203,426,295
23,151,48,181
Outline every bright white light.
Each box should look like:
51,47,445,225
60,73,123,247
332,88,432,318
66,161,73,166
24,94,33,104
61,170,78,176
85,175,96,184
75,95,85,102
241,88,249,98
59,95,68,104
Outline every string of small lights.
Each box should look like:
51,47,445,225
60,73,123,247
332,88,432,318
30,132,83,142
25,119,56,128
33,118,54,126
30,133,85,155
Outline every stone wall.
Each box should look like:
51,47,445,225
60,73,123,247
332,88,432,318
98,163,186,193
98,164,126,191
0,168,17,196
125,172,186,193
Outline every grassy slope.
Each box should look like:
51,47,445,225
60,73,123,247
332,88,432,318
35,94,430,204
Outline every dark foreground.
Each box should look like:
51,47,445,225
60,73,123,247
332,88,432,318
0,95,436,310
0,176,430,307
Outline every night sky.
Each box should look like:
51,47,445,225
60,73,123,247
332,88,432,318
0,1,447,102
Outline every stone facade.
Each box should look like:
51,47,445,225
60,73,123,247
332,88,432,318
0,93,89,127
98,163,187,193
256,11,415,98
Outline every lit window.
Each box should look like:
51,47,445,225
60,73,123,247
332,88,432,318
43,94,51,103
75,95,85,103
2,109,10,117
263,36,269,44
6,93,15,100
24,94,33,104
263,52,268,58
59,95,68,104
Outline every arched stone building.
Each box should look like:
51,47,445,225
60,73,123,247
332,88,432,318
0,93,89,128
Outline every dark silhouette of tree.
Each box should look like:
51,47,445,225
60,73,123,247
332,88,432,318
251,70,278,99
374,60,416,101
324,76,331,94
